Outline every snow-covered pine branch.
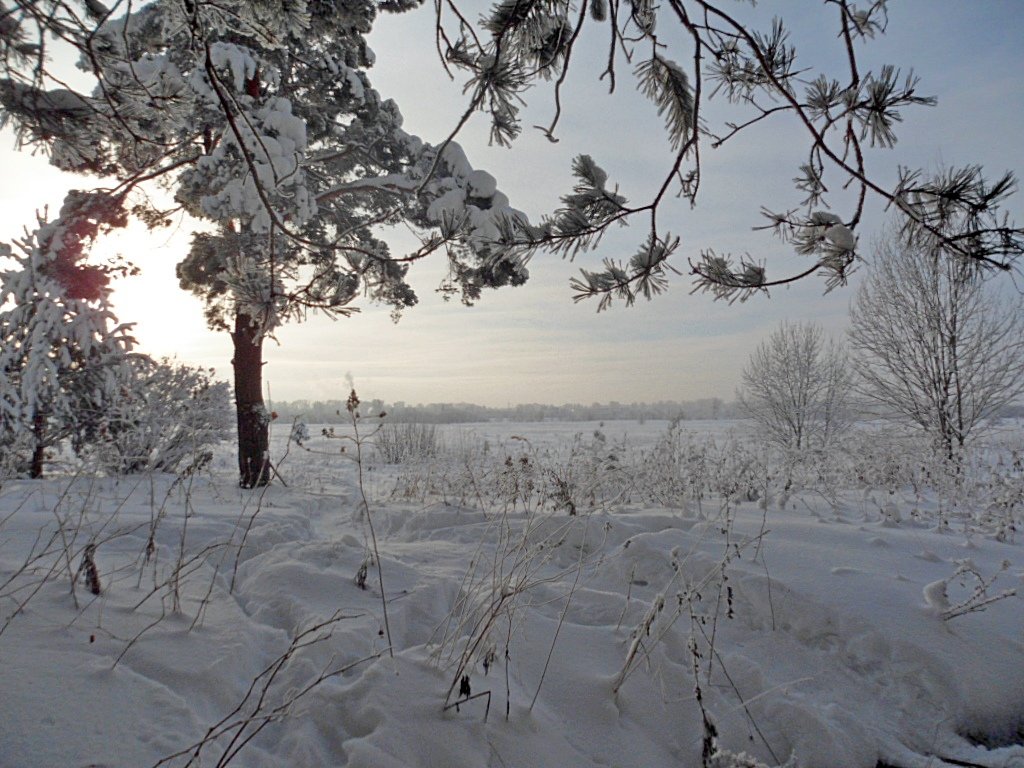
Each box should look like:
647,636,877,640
432,0,1023,304
635,54,694,152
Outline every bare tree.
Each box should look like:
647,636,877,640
848,224,1024,458
738,321,853,451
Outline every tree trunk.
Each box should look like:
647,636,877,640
30,412,45,479
231,311,271,488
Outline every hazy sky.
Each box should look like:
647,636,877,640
2,1,1022,407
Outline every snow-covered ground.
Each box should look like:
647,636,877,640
2,419,1023,768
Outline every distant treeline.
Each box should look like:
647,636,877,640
1001,403,1024,419
269,397,740,424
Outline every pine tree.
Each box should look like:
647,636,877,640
2,1,531,487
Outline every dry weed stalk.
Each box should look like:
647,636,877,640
432,459,608,716
152,612,377,768
1,475,145,636
614,503,765,695
318,389,395,657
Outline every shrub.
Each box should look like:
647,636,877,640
85,357,232,474
374,422,441,464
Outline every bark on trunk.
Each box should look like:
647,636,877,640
30,412,45,479
231,311,270,488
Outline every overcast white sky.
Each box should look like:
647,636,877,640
2,1,1022,406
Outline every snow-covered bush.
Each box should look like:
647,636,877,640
0,430,36,480
982,448,1024,543
633,423,768,512
85,357,232,475
377,419,1024,541
375,423,442,464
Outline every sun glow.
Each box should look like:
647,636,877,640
0,133,229,379
97,222,230,374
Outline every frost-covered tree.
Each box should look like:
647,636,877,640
1,1,530,487
432,0,1024,305
0,194,136,478
738,321,852,451
849,220,1024,459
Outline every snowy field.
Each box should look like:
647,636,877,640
2,418,1024,768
